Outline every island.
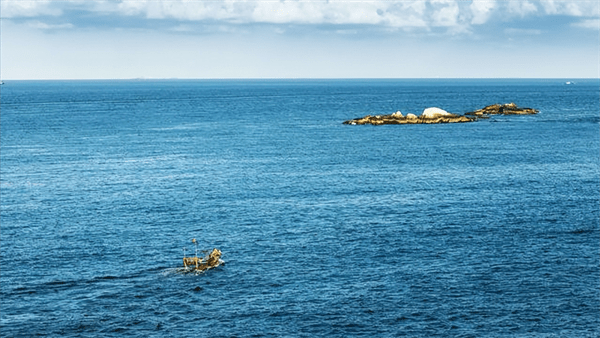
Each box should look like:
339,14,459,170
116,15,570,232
343,103,538,125
465,103,538,117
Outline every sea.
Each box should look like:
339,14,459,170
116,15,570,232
1,79,599,337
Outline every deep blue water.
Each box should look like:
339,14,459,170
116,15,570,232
1,79,599,337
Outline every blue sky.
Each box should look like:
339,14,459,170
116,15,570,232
1,0,599,79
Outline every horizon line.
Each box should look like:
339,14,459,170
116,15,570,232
2,77,599,81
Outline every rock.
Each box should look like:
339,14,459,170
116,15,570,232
343,110,474,125
465,103,538,116
421,115,473,124
343,102,538,126
421,107,454,119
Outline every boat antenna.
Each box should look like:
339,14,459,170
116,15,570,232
192,238,198,258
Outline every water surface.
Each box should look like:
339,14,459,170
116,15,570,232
1,79,599,337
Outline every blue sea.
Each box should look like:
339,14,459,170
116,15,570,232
1,79,599,337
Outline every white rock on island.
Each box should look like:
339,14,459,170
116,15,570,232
421,107,454,119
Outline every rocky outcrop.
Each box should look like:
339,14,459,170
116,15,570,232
421,107,454,119
343,107,475,125
344,103,537,125
465,103,538,117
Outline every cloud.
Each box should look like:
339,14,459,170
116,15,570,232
539,0,594,16
375,2,428,28
507,1,538,17
2,0,599,34
26,20,74,30
1,0,62,18
504,28,542,36
429,0,460,27
113,0,426,27
572,19,600,30
470,1,497,25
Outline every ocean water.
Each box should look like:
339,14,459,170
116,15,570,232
1,79,599,337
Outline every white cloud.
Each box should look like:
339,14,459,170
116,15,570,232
572,19,600,30
430,0,460,27
470,0,497,25
2,0,599,34
0,0,443,28
507,1,538,17
26,20,74,30
115,0,421,27
250,1,329,24
504,28,542,35
0,1,62,18
538,0,596,16
378,2,428,28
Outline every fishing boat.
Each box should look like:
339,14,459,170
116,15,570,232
181,238,223,273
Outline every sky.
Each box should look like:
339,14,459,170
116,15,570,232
1,0,599,79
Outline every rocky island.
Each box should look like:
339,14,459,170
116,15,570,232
344,103,538,126
465,103,538,117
